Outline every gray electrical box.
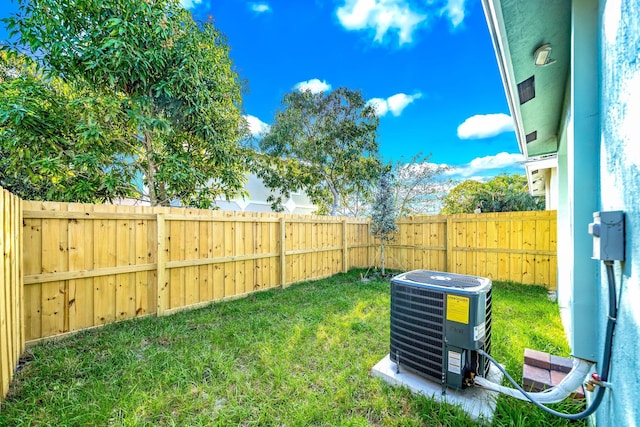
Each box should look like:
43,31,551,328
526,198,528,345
588,211,625,261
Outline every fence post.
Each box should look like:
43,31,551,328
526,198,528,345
280,217,287,288
446,216,453,272
342,219,348,273
156,213,168,316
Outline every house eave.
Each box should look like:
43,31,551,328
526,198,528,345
481,0,571,161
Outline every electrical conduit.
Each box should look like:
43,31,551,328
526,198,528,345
473,261,617,420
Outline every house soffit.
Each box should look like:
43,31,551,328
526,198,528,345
487,0,571,158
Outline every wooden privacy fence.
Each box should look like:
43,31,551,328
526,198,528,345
21,202,557,344
385,211,557,287
21,201,371,344
0,188,23,401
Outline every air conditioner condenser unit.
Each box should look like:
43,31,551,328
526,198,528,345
390,270,492,390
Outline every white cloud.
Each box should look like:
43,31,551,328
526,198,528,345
367,92,422,117
441,0,466,28
293,79,332,94
244,115,271,137
249,2,271,13
180,0,202,9
457,113,515,139
335,0,468,45
387,93,422,116
366,98,389,116
337,0,426,45
468,152,524,170
446,152,525,177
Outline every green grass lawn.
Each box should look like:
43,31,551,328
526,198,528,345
0,270,585,426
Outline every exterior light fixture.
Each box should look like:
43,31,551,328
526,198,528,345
533,43,556,67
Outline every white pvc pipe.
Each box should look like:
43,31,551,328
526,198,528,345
475,358,593,404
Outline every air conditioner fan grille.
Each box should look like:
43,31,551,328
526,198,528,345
390,282,445,382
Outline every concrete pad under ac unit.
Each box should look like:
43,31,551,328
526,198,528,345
371,354,504,424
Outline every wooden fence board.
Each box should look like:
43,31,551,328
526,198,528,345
0,191,9,398
244,220,254,293
136,213,153,317
115,213,134,320
267,220,276,287
93,214,113,325
169,219,185,310
40,213,66,337
184,215,198,306
198,220,211,302
223,220,235,296
234,219,245,294
211,221,224,300
258,217,267,289
156,214,167,315
497,220,509,280
510,218,523,283
68,203,94,331
23,215,42,341
1,189,23,401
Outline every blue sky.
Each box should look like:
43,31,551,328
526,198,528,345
0,0,525,181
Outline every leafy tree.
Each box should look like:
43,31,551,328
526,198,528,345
440,174,544,214
336,153,451,217
370,168,398,275
0,50,136,202
256,87,382,215
5,0,248,207
439,180,484,214
392,153,451,216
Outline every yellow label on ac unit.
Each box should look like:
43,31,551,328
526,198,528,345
446,294,469,324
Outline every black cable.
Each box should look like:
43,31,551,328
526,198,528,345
478,260,617,420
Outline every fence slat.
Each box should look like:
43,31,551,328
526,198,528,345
1,188,24,401
280,218,287,288
40,210,66,337
156,213,167,316
212,220,224,299
1,191,9,398
223,219,235,296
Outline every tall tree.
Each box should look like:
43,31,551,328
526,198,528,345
370,168,398,275
256,87,382,215
337,153,451,217
440,174,545,214
392,153,450,216
439,180,484,214
5,0,248,207
0,50,136,202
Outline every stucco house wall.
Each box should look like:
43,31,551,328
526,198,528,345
215,173,316,214
114,173,317,214
595,0,640,424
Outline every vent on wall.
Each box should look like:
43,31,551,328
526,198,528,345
526,131,538,143
518,76,535,104
390,270,492,390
